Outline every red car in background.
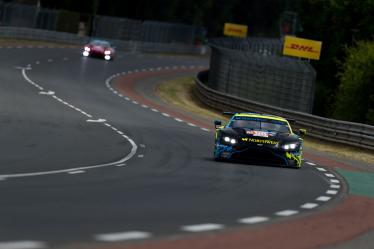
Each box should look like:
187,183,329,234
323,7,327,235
82,39,115,61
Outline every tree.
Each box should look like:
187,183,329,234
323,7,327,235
294,0,374,117
333,41,374,124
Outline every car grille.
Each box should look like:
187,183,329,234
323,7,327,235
230,146,285,166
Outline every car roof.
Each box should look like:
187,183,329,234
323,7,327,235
233,113,288,123
90,39,110,44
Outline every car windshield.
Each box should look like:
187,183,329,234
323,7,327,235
90,40,111,47
229,117,291,133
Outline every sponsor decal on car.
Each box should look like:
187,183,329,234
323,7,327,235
246,130,269,137
241,138,278,145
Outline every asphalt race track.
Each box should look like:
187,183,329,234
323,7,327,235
0,46,340,248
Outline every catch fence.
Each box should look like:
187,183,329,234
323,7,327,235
208,38,316,113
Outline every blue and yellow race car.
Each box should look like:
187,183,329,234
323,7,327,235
214,112,306,168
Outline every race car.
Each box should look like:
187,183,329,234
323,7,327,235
214,112,306,168
82,39,115,61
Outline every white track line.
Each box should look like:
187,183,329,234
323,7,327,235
300,203,319,209
68,170,85,175
181,223,224,232
0,132,137,179
86,119,106,123
38,91,54,96
238,216,269,224
0,240,47,249
115,164,126,167
104,67,213,135
275,210,299,216
306,162,316,166
22,69,43,91
1,70,138,179
330,179,340,184
95,231,151,242
316,196,331,202
326,190,338,195
330,184,341,189
325,173,335,178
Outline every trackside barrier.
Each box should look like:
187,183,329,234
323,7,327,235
0,27,207,55
195,71,374,150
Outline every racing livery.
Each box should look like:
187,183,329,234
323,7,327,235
214,113,306,168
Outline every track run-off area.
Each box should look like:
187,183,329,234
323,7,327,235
0,45,371,249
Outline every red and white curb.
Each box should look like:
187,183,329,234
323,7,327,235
104,66,211,133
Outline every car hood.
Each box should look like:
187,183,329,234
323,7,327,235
91,46,105,51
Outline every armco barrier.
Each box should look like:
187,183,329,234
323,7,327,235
0,27,206,55
195,71,374,150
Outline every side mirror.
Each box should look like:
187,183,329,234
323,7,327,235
299,129,307,136
214,120,222,128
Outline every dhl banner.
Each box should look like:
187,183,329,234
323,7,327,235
224,23,248,38
283,36,322,60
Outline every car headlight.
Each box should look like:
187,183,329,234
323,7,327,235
104,50,111,55
223,136,237,145
84,46,90,52
282,143,298,150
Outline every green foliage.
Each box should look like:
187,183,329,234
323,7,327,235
293,0,374,118
333,41,374,124
56,10,80,34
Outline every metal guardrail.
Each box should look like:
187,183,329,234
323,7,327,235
195,71,374,150
0,27,207,55
0,26,88,44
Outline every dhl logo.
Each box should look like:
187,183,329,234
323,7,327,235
286,43,319,53
283,36,322,60
223,23,248,38
227,28,244,34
